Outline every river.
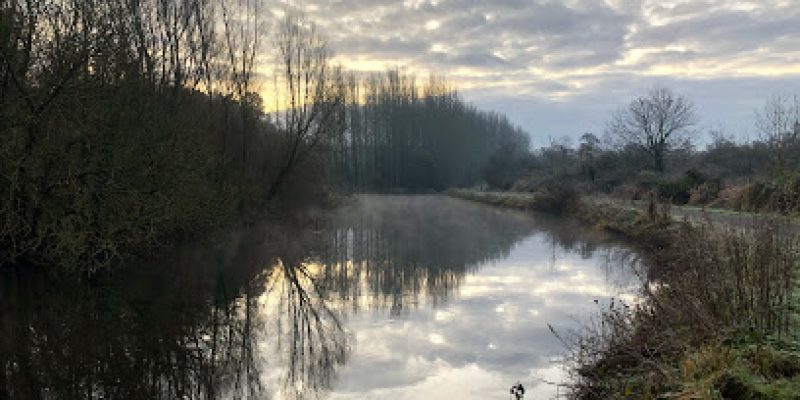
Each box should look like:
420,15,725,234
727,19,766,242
0,195,641,399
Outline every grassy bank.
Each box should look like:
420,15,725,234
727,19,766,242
449,189,800,399
448,189,674,248
447,187,581,216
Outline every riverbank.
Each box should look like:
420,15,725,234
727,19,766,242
449,189,800,399
447,189,673,248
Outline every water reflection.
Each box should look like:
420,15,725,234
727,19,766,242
0,195,638,399
314,195,543,314
263,260,350,398
0,255,266,399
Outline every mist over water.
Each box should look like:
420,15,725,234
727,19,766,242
0,195,640,399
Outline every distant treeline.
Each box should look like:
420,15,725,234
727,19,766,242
508,88,800,215
514,125,800,215
329,71,530,191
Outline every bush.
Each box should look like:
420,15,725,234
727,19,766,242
449,181,581,216
712,185,747,209
610,183,643,200
634,169,715,205
715,173,800,215
535,181,581,215
688,182,721,205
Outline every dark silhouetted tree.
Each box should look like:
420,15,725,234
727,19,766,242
607,87,697,173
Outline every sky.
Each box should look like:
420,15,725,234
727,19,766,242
263,0,800,146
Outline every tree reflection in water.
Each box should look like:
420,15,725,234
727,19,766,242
0,195,630,399
0,267,266,399
0,223,351,399
263,258,350,399
313,195,542,314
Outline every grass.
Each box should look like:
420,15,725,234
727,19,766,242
676,339,800,399
448,185,580,216
450,189,673,248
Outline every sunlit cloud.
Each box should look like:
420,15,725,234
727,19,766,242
259,0,800,140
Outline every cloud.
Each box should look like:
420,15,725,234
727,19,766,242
261,0,800,141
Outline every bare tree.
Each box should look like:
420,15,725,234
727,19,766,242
267,12,346,199
755,94,800,170
578,132,600,183
219,0,264,175
607,87,697,173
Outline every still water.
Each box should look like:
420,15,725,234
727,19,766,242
0,195,639,399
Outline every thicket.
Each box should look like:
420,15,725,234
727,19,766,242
715,172,800,215
0,0,337,270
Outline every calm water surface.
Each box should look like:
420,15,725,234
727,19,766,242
0,195,640,399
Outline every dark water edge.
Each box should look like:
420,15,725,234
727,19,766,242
0,195,642,399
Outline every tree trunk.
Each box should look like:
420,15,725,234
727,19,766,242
654,148,665,173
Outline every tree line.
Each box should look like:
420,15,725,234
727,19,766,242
327,71,530,191
512,87,800,214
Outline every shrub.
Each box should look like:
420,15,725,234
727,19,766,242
535,181,581,215
611,183,643,200
712,185,747,209
716,173,800,215
633,169,716,205
563,222,800,399
449,181,581,216
688,182,721,206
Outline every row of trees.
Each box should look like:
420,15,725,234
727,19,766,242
327,71,530,191
604,87,799,176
